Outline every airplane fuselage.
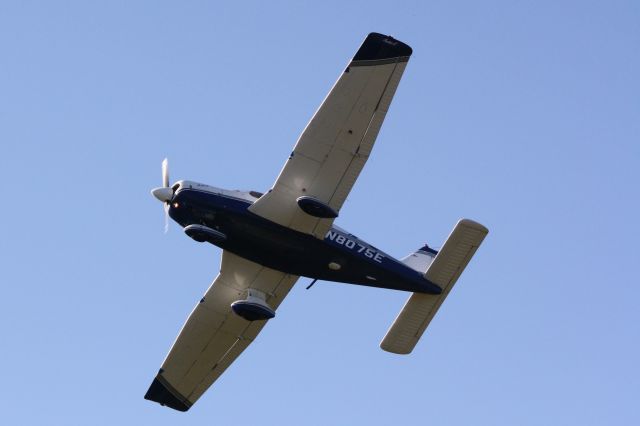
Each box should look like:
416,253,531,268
167,181,440,294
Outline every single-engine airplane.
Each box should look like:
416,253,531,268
145,33,488,412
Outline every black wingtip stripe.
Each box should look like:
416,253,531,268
144,374,192,412
352,32,413,63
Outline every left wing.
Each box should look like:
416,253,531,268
249,33,412,238
145,251,298,411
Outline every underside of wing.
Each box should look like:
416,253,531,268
144,251,298,411
249,33,412,238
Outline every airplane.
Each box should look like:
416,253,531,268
145,32,488,412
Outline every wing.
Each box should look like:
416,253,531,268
144,251,299,411
249,33,412,238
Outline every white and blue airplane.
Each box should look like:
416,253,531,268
145,33,488,412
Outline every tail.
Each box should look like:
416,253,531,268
380,219,488,354
401,244,439,274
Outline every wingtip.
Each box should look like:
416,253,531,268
352,32,412,64
144,375,191,412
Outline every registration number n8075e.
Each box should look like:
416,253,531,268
325,231,384,263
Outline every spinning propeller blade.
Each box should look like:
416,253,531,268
162,158,169,188
151,158,173,232
164,204,170,234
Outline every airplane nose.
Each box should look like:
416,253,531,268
151,187,173,202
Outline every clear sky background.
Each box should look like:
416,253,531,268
1,1,638,424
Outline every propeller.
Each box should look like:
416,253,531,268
151,158,173,232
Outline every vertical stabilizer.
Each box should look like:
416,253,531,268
401,244,438,274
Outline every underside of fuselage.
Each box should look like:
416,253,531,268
168,184,441,295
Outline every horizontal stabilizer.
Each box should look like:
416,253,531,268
380,219,488,354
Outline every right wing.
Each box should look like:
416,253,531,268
145,251,298,411
380,219,489,354
249,33,412,239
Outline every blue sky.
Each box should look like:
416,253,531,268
1,1,638,424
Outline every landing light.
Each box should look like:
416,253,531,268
328,262,341,271
173,202,179,208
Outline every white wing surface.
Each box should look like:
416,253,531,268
249,33,412,238
145,251,298,411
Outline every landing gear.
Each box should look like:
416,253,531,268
184,224,226,244
231,289,276,321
